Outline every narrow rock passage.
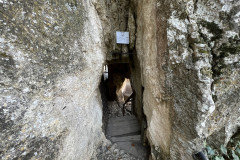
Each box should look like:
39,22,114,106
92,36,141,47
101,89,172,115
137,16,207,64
95,101,139,160
107,115,147,159
96,101,148,160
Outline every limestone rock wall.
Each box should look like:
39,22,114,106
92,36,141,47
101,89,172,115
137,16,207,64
91,0,131,61
131,0,240,159
0,1,106,159
168,0,240,159
131,1,172,159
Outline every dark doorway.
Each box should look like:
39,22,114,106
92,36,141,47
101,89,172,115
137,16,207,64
107,63,131,101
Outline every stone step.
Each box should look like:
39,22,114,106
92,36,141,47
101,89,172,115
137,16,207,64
107,123,140,136
111,135,141,142
106,115,148,159
107,116,140,137
108,115,136,123
107,119,139,128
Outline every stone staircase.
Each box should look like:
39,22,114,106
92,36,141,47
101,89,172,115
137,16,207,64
106,115,148,159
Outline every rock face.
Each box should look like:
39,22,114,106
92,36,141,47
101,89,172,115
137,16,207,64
130,0,240,159
1,0,239,160
0,1,105,159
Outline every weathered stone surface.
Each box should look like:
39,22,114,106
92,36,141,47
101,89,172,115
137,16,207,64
0,0,106,159
130,0,240,159
92,0,131,58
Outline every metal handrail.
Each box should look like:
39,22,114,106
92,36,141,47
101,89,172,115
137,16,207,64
122,91,135,116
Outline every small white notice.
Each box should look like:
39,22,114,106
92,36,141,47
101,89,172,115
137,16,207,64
116,31,129,44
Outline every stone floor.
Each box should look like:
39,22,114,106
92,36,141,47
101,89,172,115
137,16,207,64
106,115,148,159
95,101,148,160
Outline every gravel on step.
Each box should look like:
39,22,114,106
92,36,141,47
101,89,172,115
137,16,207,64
95,139,139,160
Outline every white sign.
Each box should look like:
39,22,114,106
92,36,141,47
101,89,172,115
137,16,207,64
116,31,129,44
